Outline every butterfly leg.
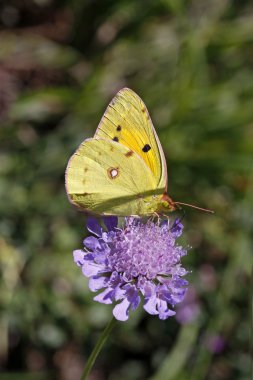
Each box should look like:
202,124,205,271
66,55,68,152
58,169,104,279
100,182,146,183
151,211,161,224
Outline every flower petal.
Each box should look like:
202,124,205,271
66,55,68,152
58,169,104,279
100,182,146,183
114,286,126,301
158,300,176,320
73,250,85,267
83,236,100,250
94,288,114,304
131,294,140,311
113,298,131,321
82,261,105,277
89,275,109,291
123,284,140,311
143,295,159,315
171,218,184,238
103,216,118,232
87,217,102,236
171,277,189,287
171,291,187,305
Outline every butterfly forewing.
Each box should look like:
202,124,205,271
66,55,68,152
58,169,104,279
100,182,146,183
94,88,167,192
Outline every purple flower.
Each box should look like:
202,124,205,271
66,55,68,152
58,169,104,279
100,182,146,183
205,334,226,354
73,217,188,321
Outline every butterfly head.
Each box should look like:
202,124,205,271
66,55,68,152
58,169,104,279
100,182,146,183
157,193,176,213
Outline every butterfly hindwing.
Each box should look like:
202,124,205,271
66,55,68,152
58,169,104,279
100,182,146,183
66,138,159,215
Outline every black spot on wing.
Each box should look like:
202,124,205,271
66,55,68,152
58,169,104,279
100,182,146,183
116,125,121,131
113,137,119,142
142,144,151,152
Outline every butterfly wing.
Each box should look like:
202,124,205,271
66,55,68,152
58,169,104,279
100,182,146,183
94,88,168,192
65,138,162,216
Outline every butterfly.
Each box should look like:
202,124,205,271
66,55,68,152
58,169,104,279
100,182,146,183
65,88,212,216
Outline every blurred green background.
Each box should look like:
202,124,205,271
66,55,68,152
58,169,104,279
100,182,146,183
0,1,252,379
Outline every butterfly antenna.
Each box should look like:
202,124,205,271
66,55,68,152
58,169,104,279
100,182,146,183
174,202,214,214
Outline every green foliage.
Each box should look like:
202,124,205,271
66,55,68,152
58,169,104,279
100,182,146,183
0,0,252,379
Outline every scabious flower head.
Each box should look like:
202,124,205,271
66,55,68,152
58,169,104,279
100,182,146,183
74,217,188,321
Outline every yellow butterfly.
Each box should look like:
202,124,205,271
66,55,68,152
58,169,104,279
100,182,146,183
65,88,211,216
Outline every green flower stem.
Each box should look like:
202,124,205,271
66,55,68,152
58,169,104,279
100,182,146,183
80,317,117,380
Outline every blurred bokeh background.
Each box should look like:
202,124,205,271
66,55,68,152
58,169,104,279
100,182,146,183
0,0,252,379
